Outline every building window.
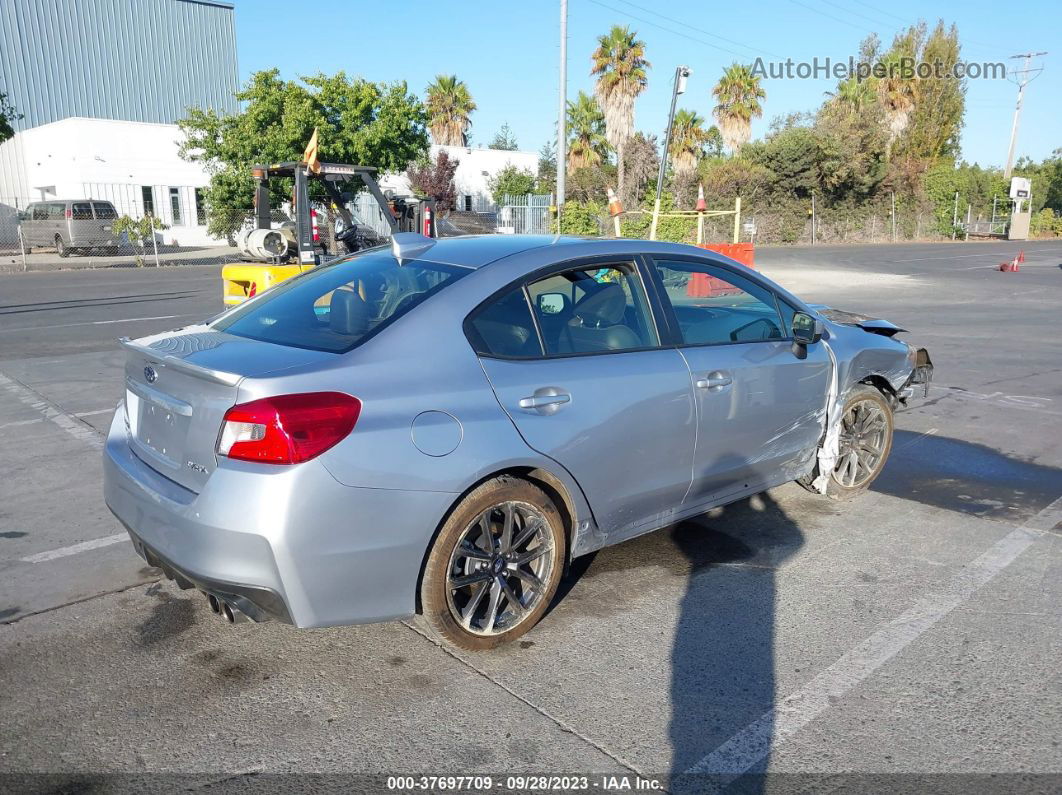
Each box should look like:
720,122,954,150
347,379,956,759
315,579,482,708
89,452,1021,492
464,195,472,212
169,187,183,225
141,186,155,217
194,188,207,226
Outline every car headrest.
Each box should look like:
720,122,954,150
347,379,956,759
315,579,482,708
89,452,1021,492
574,283,627,327
330,288,370,336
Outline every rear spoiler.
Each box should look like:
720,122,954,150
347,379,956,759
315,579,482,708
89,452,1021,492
120,338,243,387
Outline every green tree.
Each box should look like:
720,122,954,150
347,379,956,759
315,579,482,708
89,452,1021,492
591,24,650,198
537,141,557,196
178,69,428,238
0,91,21,143
895,22,965,165
111,215,167,267
566,91,609,172
711,63,766,153
487,164,537,203
489,122,519,151
425,75,476,146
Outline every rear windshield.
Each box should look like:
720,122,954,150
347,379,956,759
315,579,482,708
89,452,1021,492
92,202,117,219
212,249,468,353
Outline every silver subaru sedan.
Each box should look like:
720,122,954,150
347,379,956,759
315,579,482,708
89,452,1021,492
103,234,932,650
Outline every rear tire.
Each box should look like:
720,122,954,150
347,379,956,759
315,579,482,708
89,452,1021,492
55,235,69,258
800,384,894,501
420,477,566,651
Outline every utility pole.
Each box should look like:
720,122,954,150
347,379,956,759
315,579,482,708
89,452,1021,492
1003,51,1047,179
650,66,690,241
556,0,568,224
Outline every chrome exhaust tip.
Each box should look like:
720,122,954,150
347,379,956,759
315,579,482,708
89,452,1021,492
207,594,222,615
221,601,236,623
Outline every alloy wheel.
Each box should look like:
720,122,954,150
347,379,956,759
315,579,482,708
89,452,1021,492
832,399,889,488
445,501,555,637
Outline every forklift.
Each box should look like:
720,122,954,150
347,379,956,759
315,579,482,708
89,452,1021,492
222,160,437,306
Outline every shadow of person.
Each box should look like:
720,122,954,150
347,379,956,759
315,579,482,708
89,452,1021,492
667,487,806,794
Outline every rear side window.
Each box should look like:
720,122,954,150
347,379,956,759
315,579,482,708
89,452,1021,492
49,203,66,219
92,202,117,219
72,203,93,220
212,250,468,353
467,288,542,358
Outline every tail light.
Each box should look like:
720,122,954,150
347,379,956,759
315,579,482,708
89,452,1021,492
311,209,320,243
217,392,361,464
65,208,72,219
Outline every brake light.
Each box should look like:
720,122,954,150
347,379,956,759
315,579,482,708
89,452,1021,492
311,209,319,243
217,392,361,464
65,208,72,219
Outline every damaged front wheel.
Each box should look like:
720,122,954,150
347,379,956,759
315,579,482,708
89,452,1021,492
801,385,894,501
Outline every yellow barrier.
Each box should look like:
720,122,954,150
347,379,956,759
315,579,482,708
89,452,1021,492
221,262,315,306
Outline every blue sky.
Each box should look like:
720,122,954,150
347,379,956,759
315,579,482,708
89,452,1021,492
234,0,1059,167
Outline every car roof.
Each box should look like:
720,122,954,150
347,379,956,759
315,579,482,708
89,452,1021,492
419,234,743,270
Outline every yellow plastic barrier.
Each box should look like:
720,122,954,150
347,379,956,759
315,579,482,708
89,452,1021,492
221,262,315,306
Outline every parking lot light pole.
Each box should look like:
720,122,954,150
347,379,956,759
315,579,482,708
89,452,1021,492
650,65,689,241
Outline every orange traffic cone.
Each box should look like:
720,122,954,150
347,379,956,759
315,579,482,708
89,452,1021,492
695,183,707,213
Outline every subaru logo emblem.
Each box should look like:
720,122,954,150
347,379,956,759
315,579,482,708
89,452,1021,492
144,366,158,384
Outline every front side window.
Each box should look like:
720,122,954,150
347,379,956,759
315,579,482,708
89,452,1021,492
72,202,93,220
213,250,468,353
527,263,658,355
652,258,786,345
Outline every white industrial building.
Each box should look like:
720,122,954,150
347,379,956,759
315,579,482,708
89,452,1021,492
380,144,540,212
1,117,215,247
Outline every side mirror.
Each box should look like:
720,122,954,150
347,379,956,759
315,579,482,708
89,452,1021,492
536,292,569,316
792,311,823,345
16,211,27,221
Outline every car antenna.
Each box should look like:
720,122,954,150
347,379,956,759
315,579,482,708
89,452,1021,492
391,232,435,265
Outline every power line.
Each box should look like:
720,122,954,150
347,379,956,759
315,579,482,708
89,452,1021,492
583,0,765,62
611,0,786,60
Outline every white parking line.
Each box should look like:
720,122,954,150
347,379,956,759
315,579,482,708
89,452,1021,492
20,533,128,564
0,372,103,449
73,408,115,418
0,314,190,333
686,494,1062,781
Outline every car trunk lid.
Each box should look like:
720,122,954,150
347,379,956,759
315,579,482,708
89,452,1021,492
121,325,336,493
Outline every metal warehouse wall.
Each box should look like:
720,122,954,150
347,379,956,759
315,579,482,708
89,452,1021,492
0,0,238,130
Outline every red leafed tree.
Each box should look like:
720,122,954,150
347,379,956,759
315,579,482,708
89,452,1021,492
406,150,459,211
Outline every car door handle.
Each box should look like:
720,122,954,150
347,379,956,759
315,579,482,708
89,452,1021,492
518,388,571,414
695,371,732,390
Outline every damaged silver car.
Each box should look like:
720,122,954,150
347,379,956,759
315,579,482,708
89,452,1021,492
104,235,932,650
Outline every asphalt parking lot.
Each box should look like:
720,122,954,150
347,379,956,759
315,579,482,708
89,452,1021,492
1,240,1060,789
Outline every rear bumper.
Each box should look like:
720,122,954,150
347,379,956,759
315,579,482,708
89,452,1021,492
102,406,458,628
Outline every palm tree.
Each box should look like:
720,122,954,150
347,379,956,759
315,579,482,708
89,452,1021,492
825,77,875,116
591,25,649,197
669,109,711,175
566,91,609,172
711,63,766,153
425,75,477,146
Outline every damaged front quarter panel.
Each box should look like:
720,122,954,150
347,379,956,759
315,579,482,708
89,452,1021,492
805,310,934,494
